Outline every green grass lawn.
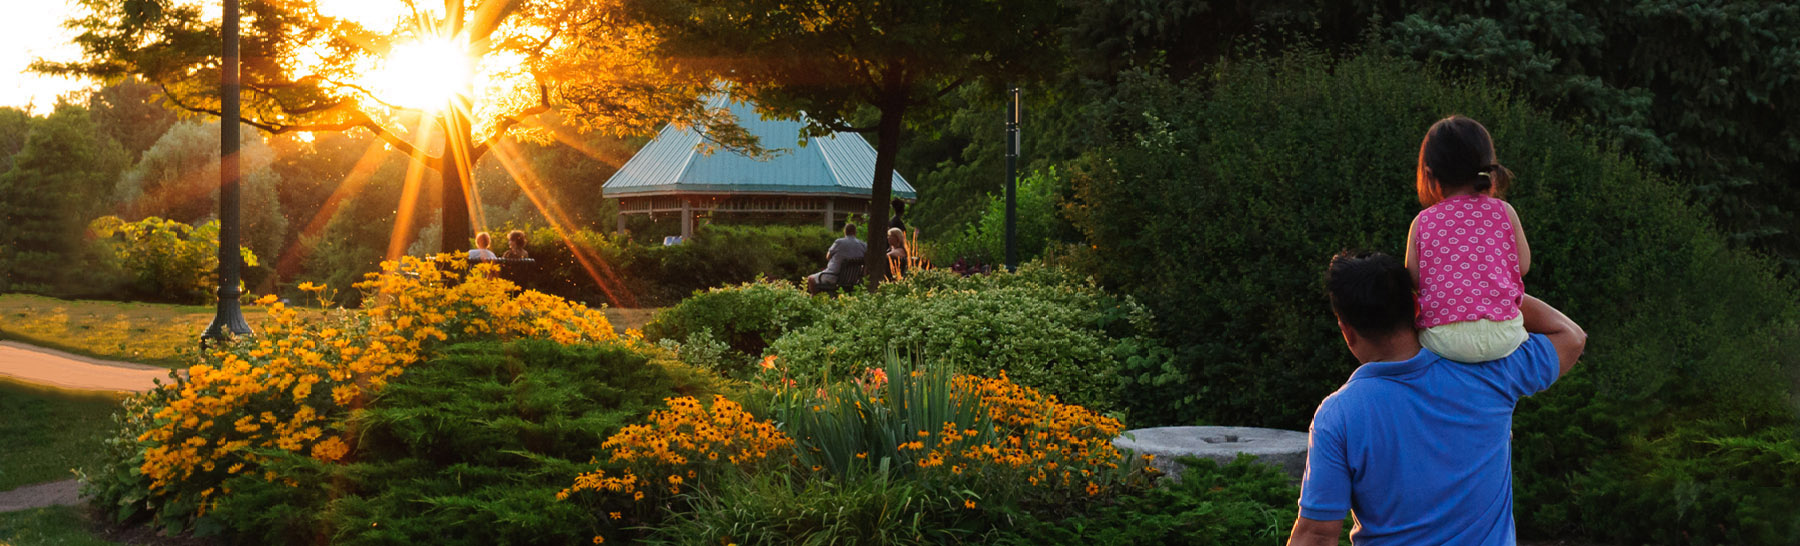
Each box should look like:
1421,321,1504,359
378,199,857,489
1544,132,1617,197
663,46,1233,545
0,294,254,369
0,293,655,369
0,381,124,491
0,506,122,546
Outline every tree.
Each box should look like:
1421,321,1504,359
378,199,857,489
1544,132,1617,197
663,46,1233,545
117,120,289,261
37,0,742,253
624,0,1066,283
86,77,181,161
0,103,130,293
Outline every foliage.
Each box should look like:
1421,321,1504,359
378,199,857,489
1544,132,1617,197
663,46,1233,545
0,382,124,491
560,394,794,524
203,340,724,546
643,279,827,377
39,0,751,255
1554,421,1800,545
929,167,1067,264
88,216,259,304
762,354,1155,508
1368,1,1800,271
981,456,1316,546
0,103,129,296
641,470,967,546
563,354,1155,544
1065,51,1800,542
113,121,287,261
1050,0,1800,272
626,0,1071,283
521,223,837,308
767,266,1167,414
83,257,617,534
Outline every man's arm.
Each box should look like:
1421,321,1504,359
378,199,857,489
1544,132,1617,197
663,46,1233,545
1287,517,1342,546
1519,294,1586,375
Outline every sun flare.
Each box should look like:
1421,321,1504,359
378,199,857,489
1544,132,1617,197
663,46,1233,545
368,38,473,110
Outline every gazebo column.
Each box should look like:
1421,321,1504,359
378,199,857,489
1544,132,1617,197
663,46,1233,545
824,198,835,229
616,210,626,234
681,198,693,240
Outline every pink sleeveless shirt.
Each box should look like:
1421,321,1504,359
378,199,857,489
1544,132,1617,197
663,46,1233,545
1414,195,1523,329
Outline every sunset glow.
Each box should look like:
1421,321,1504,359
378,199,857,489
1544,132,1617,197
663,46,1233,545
367,38,473,111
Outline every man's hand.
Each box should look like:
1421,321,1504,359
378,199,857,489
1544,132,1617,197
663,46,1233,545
1287,516,1342,546
1519,294,1586,375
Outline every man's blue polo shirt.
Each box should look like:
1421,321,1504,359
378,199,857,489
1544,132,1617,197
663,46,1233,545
1298,334,1560,545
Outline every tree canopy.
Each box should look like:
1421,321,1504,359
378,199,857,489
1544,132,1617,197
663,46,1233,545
36,0,742,251
624,0,1067,281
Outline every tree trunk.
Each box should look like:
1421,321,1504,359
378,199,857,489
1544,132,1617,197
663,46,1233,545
866,96,906,287
439,109,474,254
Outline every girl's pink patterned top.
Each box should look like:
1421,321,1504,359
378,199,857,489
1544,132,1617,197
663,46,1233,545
1414,194,1523,329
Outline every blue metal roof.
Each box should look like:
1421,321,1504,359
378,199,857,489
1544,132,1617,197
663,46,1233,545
602,96,917,199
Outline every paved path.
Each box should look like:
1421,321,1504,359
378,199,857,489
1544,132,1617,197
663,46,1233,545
0,341,169,513
0,341,171,393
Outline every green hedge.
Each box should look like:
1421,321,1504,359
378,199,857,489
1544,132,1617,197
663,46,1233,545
518,223,836,308
642,279,826,378
1066,51,1800,543
762,266,1169,414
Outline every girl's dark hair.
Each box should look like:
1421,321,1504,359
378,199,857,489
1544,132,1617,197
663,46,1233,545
507,229,526,245
1416,115,1513,207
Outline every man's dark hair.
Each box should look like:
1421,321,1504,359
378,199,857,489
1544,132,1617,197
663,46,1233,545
1326,250,1416,337
843,222,857,237
891,199,906,214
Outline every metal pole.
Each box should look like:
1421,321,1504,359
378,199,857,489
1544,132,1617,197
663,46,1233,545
1003,87,1019,272
202,0,252,342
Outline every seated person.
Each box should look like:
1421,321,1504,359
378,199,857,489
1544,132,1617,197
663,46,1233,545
886,227,908,275
501,229,529,259
806,222,867,294
468,232,499,260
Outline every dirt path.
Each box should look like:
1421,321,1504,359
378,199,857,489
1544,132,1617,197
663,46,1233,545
0,341,171,393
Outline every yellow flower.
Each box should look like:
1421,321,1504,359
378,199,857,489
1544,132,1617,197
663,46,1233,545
593,536,604,544
963,499,976,509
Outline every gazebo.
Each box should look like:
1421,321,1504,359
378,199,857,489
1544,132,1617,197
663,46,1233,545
602,97,917,239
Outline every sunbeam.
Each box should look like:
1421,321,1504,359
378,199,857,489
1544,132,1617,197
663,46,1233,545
387,118,437,260
271,135,395,285
487,138,639,308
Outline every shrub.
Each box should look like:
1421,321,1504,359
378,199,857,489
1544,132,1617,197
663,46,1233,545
204,340,724,546
83,257,621,535
1065,51,1800,542
563,353,1157,544
981,456,1315,546
760,354,1156,507
767,265,1167,414
928,167,1067,265
88,215,258,304
644,471,969,546
642,279,826,378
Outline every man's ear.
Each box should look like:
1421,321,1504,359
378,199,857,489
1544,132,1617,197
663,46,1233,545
1336,316,1359,348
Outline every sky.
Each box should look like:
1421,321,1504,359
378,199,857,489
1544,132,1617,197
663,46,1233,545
0,0,88,114
0,0,409,115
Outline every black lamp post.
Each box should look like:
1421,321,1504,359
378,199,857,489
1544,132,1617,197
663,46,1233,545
202,0,252,342
1003,86,1020,272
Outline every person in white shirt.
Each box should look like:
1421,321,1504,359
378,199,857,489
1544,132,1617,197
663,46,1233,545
468,232,499,260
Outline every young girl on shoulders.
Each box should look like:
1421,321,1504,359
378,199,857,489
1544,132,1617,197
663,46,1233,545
1406,116,1532,363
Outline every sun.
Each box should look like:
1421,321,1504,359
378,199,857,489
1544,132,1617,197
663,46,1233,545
367,38,473,111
